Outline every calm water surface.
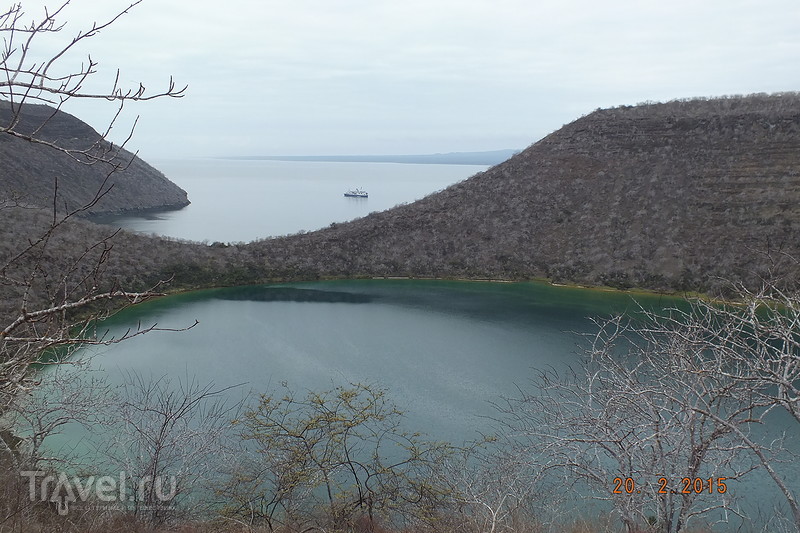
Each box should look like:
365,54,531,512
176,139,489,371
94,158,487,242
78,279,662,442
44,280,796,529
76,160,796,528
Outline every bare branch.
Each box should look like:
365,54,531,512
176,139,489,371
0,1,186,164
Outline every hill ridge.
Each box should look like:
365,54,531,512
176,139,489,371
0,100,189,215
247,92,800,292
3,92,800,326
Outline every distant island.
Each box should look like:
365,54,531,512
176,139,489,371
220,149,520,166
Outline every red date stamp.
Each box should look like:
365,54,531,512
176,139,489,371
613,477,728,495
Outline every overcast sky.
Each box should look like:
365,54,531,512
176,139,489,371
22,0,800,159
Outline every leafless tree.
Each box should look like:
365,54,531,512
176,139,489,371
1,1,185,162
0,0,185,423
97,372,241,525
217,382,455,532
500,282,800,532
439,444,547,533
4,364,114,470
0,364,115,528
628,283,800,530
500,315,758,531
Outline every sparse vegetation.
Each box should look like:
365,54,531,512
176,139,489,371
2,3,800,532
244,92,800,293
4,90,800,531
0,100,190,216
3,92,800,324
498,281,800,532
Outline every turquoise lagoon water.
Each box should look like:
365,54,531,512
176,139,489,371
74,279,669,442
72,159,797,529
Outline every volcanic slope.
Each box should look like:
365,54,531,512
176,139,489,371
0,100,189,215
252,93,800,291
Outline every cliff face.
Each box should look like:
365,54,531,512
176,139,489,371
0,100,189,215
251,93,800,291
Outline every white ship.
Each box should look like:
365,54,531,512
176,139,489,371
344,188,368,198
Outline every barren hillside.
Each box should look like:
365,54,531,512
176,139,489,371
250,94,800,292
0,101,189,215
